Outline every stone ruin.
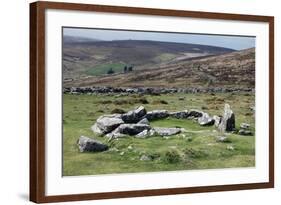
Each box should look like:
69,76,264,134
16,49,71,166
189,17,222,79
77,104,252,152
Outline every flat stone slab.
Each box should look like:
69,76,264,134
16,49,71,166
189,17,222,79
154,127,182,136
113,123,151,136
93,114,124,134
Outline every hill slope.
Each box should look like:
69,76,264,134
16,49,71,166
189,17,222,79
64,48,255,89
63,38,235,79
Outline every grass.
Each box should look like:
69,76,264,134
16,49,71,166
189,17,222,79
85,63,126,76
63,92,255,176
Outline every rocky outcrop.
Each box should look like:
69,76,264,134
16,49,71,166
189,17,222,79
92,114,124,134
77,136,108,152
198,113,215,126
121,106,147,123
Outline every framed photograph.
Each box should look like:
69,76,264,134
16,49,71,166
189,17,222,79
30,1,274,203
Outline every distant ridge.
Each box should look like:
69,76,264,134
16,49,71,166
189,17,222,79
63,35,103,44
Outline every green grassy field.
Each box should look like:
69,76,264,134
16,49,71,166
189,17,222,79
85,63,126,76
63,92,255,176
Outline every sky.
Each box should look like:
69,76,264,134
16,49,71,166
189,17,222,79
63,27,255,50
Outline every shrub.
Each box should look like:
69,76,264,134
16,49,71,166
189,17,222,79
163,150,181,163
138,98,149,104
100,100,113,104
201,106,208,110
184,148,208,159
152,100,168,105
107,68,115,74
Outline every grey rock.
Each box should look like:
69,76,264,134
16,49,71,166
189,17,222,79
135,130,149,138
135,129,156,138
216,136,231,143
77,136,108,152
121,106,147,123
198,113,215,126
146,110,169,120
238,129,253,136
227,145,235,150
240,123,250,129
188,109,203,118
137,118,150,125
154,127,181,136
218,104,235,132
169,110,189,119
114,123,151,136
105,132,127,140
91,123,103,134
140,155,152,161
92,114,124,134
213,115,221,127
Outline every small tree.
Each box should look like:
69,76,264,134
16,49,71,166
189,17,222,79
128,66,133,72
123,65,128,73
107,68,114,74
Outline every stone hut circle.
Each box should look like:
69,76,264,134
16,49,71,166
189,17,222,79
77,103,253,152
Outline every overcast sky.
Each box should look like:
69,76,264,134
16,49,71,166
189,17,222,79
63,27,255,50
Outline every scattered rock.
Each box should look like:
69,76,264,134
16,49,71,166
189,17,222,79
120,151,125,156
121,106,147,123
227,145,235,150
169,110,189,119
216,136,231,143
145,110,169,120
240,123,250,129
92,114,124,134
178,97,185,101
137,118,150,125
198,112,215,126
238,129,253,136
140,155,152,161
105,132,127,140
154,127,181,136
77,136,108,152
109,147,119,152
